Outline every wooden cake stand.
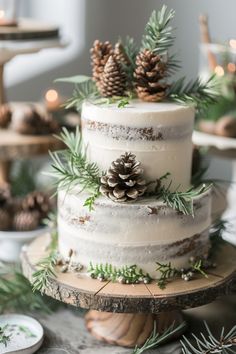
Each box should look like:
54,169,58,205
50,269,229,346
21,234,236,348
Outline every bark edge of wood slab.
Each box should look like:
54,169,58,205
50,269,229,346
85,310,186,347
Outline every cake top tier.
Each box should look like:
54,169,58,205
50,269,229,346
82,99,195,127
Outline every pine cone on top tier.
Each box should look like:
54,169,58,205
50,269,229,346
22,191,51,219
100,55,126,97
0,183,11,207
134,49,168,102
0,208,11,230
13,211,39,231
100,152,147,202
90,40,113,89
0,104,12,128
114,42,130,66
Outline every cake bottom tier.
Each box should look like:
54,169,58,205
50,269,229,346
57,188,212,279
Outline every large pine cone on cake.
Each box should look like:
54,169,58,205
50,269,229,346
0,208,11,230
134,49,168,102
0,183,11,207
100,55,126,97
100,152,147,202
0,104,12,128
13,211,40,231
90,40,113,90
22,191,51,219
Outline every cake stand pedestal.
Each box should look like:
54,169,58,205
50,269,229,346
21,234,236,348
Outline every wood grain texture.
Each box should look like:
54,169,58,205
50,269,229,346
85,310,186,347
0,20,59,40
21,234,236,314
0,129,64,161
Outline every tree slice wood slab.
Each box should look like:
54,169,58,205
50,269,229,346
0,129,64,161
0,19,59,41
21,234,236,314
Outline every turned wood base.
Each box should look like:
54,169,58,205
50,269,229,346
85,310,186,347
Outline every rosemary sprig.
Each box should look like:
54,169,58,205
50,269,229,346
48,127,102,211
181,321,236,354
141,5,175,55
88,263,152,284
156,262,179,289
132,321,186,354
0,325,11,347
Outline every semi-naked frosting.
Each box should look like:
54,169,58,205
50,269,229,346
57,99,212,280
82,100,195,191
58,189,212,278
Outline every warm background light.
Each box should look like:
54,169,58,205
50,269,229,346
45,89,59,103
227,62,236,73
214,65,224,76
0,10,5,19
229,39,236,49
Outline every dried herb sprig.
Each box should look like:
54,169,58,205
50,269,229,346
156,258,209,290
0,325,11,347
88,263,152,284
132,321,186,354
181,321,236,354
48,127,101,211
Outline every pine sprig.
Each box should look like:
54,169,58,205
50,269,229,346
141,5,175,55
119,36,139,85
32,252,58,293
168,75,219,112
0,271,54,314
48,127,102,210
0,325,11,347
132,321,186,354
154,180,211,216
181,321,236,354
65,79,99,113
88,263,152,284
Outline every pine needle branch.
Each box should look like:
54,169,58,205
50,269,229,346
168,75,219,112
141,5,175,55
48,127,102,210
181,321,236,354
0,271,54,314
132,321,186,354
32,252,58,293
0,325,11,347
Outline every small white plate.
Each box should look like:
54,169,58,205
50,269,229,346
0,314,44,354
0,226,50,262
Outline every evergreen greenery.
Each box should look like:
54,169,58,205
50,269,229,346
48,127,101,211
132,321,186,354
0,325,11,347
88,263,152,284
181,321,236,354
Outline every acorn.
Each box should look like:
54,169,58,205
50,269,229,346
214,115,236,138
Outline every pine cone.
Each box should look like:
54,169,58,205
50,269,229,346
114,42,130,66
22,191,51,218
0,104,12,128
100,152,147,202
14,105,59,135
134,49,168,102
0,208,11,230
100,55,126,97
13,211,40,231
0,183,11,207
90,40,113,89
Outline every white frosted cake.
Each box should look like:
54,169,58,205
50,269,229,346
57,100,212,278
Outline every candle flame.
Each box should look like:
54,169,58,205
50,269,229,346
45,89,59,103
